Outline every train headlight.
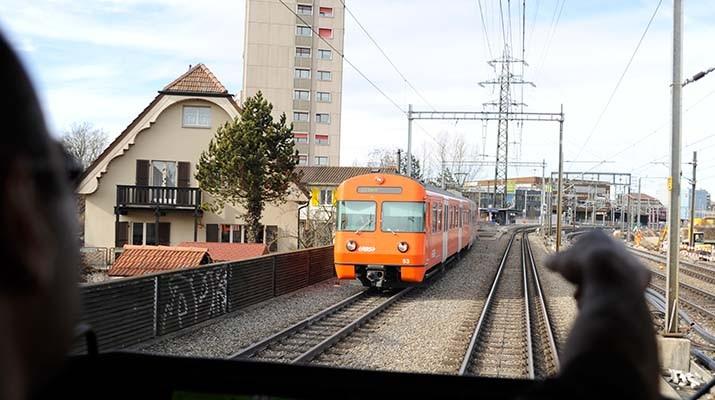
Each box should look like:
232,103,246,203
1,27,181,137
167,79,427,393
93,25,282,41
397,242,409,253
346,240,358,251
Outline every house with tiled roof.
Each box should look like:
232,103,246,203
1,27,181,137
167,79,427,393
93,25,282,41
78,64,308,255
178,242,268,262
108,245,212,277
294,166,397,247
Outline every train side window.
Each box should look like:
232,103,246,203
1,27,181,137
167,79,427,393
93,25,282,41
437,205,442,231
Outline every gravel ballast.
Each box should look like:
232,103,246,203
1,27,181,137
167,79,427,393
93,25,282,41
139,278,364,358
529,236,577,353
313,228,514,374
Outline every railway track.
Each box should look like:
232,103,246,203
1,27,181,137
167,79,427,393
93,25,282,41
459,230,559,379
629,248,715,328
231,288,411,364
630,247,715,285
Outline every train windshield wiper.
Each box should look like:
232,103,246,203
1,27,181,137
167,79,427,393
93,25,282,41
355,218,372,234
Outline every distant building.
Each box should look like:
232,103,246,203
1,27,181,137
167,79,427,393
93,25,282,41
681,189,711,220
77,64,308,254
242,0,345,166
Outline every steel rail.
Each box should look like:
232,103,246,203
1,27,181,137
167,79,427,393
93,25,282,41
230,289,370,360
525,233,561,373
522,232,536,379
631,249,715,317
630,247,715,284
458,228,522,375
293,287,413,363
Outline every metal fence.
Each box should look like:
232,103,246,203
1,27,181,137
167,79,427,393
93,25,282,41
72,246,335,354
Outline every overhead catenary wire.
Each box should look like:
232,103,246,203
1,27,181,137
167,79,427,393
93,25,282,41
592,87,715,174
476,0,495,61
533,0,566,78
499,0,508,50
337,0,437,111
574,0,664,161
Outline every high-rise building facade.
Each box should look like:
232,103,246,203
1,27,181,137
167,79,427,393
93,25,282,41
242,0,344,166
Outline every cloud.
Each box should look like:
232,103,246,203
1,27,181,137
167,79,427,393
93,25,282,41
1,0,714,201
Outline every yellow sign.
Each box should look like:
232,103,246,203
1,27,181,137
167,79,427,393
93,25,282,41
310,188,319,206
507,180,516,194
667,176,672,192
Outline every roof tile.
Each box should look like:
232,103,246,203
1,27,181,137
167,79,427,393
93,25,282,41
177,242,269,262
109,245,211,277
161,63,228,95
296,166,397,186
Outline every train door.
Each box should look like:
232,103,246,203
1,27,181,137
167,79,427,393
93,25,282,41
442,203,448,263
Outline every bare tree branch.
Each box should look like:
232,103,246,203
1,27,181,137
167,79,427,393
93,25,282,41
60,122,108,169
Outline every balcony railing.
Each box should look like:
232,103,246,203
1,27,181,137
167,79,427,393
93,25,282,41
116,185,201,210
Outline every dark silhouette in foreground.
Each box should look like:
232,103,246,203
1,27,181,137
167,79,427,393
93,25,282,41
0,32,79,400
529,230,660,399
0,29,660,399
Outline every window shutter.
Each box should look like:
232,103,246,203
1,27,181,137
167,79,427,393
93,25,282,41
115,221,129,247
178,162,190,187
206,224,218,242
136,160,149,185
177,162,190,205
158,222,171,245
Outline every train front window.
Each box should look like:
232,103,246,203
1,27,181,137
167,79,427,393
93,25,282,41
337,201,376,232
381,202,425,233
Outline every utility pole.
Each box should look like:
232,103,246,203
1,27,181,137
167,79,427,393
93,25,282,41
556,104,564,251
397,149,402,174
689,151,698,248
637,178,642,229
407,104,413,178
665,0,683,336
479,53,533,208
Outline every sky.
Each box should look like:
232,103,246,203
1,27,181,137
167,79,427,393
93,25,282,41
1,0,714,203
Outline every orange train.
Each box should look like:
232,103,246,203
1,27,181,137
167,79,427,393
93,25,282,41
334,172,477,288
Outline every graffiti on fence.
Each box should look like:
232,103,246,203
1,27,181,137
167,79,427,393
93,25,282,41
159,267,228,333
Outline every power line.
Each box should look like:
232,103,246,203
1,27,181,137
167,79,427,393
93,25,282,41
278,0,405,114
534,0,566,78
476,0,494,60
574,0,664,160
527,0,541,50
586,87,715,174
337,0,437,111
498,0,508,50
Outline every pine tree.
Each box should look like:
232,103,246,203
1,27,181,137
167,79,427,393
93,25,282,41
196,91,298,243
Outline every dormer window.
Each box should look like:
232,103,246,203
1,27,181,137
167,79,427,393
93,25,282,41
183,106,211,128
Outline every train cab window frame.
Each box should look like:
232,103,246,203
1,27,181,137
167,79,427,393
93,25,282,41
381,201,426,233
337,200,377,232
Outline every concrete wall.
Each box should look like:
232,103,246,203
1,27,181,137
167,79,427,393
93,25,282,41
84,97,302,252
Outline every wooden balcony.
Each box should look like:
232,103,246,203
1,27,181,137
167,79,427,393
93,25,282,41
116,185,202,212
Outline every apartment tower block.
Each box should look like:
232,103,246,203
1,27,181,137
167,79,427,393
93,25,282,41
242,0,345,166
